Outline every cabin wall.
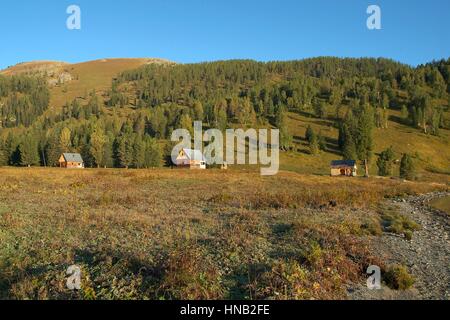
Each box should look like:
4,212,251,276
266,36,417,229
60,161,84,169
331,168,342,176
189,160,206,169
331,166,356,177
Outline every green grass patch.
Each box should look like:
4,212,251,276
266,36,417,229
384,265,415,290
379,205,421,240
429,196,450,215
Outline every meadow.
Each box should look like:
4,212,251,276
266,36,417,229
0,167,446,300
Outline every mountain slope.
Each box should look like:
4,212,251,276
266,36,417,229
0,61,68,76
0,57,448,183
1,58,174,111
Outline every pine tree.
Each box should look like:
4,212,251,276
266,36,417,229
309,132,319,155
430,108,442,136
0,139,8,166
355,104,374,177
193,100,204,122
5,132,20,165
89,126,107,168
215,107,228,131
236,98,256,126
343,136,358,161
305,125,314,143
338,123,346,150
340,119,358,161
276,106,292,151
115,122,134,169
19,135,40,167
313,99,326,118
178,113,193,136
377,147,395,176
401,105,408,121
133,113,146,136
103,135,114,168
45,131,62,167
60,127,72,152
382,107,389,129
143,135,161,168
306,126,319,155
400,153,416,180
317,132,327,151
132,134,145,168
375,107,383,128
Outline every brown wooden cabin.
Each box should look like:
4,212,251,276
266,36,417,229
330,160,357,177
59,153,85,169
175,148,206,170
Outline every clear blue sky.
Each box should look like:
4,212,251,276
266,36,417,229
0,0,449,69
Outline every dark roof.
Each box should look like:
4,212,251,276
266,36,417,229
62,153,84,163
331,160,356,167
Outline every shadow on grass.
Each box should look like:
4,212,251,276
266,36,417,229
224,263,270,300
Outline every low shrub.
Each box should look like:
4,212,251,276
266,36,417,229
384,265,415,290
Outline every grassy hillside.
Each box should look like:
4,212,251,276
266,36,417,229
1,58,173,112
0,61,69,79
281,110,450,182
48,58,173,110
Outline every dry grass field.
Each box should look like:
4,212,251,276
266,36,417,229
0,167,446,300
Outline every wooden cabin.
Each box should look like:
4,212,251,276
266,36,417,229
59,153,85,169
175,148,206,170
330,160,357,177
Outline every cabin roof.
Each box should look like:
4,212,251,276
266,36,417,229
182,148,206,162
331,160,356,167
62,153,84,163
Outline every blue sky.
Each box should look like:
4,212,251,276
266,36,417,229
0,0,449,69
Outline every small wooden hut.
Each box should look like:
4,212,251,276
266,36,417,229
59,153,85,169
330,160,357,177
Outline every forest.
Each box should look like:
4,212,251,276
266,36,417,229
0,57,448,174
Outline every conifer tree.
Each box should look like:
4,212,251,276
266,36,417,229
309,133,319,155
355,104,374,177
276,106,292,151
132,134,145,168
236,98,256,126
89,126,107,168
0,139,8,166
143,135,161,168
400,153,416,180
178,114,193,136
193,100,204,122
19,135,40,167
305,125,314,144
60,127,72,152
5,132,20,165
215,107,228,131
377,147,395,176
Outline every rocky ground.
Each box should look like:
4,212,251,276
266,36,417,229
348,192,450,300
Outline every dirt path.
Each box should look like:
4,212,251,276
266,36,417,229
348,192,450,300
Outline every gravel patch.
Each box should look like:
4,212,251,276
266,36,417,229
348,192,450,300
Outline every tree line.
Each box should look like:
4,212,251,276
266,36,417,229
0,75,50,127
0,57,448,173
